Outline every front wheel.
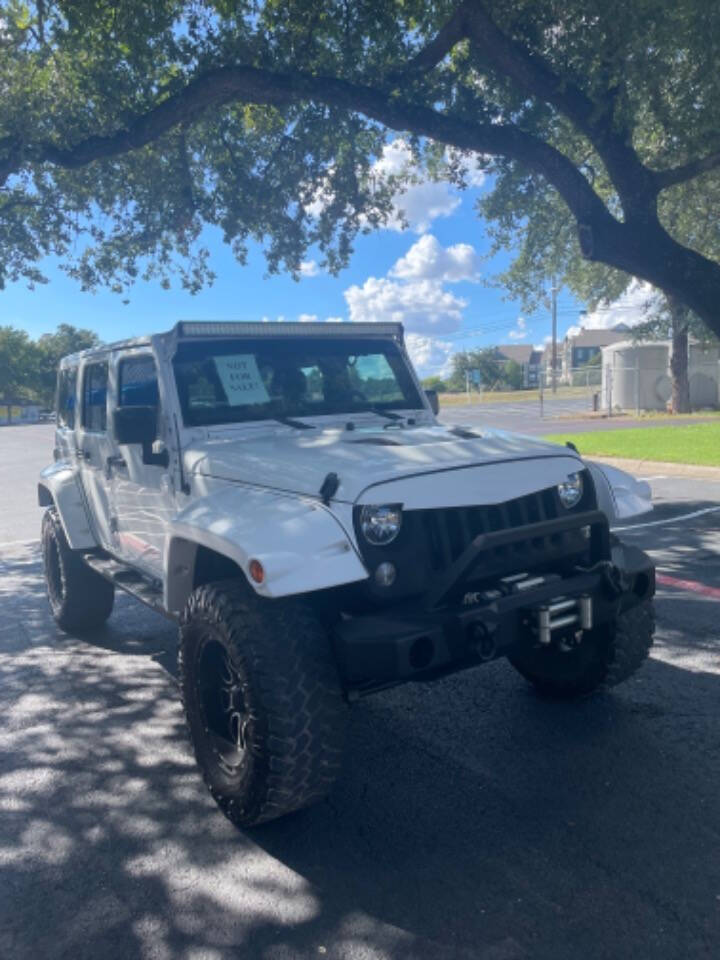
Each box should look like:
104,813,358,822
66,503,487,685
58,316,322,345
42,507,114,633
179,580,347,827
509,600,655,699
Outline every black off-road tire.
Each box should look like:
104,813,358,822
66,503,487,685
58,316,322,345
509,600,654,699
178,580,347,827
41,507,115,633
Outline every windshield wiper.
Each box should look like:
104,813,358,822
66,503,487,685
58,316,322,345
270,415,315,430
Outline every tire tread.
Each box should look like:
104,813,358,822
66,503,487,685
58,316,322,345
178,580,346,826
42,508,114,633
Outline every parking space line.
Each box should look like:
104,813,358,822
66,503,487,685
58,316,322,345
657,573,720,600
614,506,720,532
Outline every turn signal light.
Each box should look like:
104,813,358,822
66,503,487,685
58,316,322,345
248,559,265,584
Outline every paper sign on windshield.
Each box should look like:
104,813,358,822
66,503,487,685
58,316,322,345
213,354,270,406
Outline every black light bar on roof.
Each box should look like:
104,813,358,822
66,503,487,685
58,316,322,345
176,321,404,340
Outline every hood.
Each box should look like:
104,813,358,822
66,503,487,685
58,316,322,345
184,421,584,507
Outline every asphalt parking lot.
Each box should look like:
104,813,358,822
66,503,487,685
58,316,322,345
1,423,719,960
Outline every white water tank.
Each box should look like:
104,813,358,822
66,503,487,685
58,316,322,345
601,341,670,412
689,342,720,407
601,340,720,411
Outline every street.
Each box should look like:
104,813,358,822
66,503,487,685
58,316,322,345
1,422,719,959
444,397,719,437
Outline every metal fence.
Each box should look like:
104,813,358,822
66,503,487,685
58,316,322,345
539,358,720,418
538,367,602,420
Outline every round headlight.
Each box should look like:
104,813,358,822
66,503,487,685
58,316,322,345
558,472,583,509
360,504,402,545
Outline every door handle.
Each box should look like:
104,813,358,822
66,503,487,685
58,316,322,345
105,455,127,478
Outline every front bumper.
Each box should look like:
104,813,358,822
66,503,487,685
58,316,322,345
333,538,655,694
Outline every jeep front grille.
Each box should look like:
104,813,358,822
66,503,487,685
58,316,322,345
418,471,597,578
351,469,600,606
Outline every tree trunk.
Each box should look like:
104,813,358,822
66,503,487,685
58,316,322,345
668,299,691,414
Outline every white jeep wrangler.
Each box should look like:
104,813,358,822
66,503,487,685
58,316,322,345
39,321,655,826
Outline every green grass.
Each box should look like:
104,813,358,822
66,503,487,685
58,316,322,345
543,422,720,467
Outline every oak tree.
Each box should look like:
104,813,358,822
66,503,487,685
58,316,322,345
1,1,719,337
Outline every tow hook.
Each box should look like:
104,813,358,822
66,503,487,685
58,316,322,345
575,560,629,599
602,563,629,598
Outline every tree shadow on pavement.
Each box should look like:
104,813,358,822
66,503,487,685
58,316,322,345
1,546,719,960
616,498,720,585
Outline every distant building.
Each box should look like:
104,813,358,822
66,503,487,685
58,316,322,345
545,324,631,384
0,400,40,425
495,345,545,388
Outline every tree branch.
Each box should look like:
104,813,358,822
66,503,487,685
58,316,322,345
460,2,658,210
37,67,295,170
461,3,599,139
654,149,720,190
404,5,468,75
7,63,609,232
2,42,719,329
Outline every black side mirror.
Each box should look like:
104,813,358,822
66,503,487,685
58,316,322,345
113,405,168,467
425,389,440,416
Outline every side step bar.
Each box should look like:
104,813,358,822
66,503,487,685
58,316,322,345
82,552,176,621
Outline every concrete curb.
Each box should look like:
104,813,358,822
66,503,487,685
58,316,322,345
588,456,720,480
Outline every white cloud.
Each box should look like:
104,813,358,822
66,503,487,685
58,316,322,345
390,235,480,284
444,146,488,188
344,276,466,335
507,316,527,340
304,139,477,235
373,142,460,232
573,281,660,334
298,313,319,323
372,139,414,177
299,260,320,277
325,315,344,323
405,333,454,378
388,181,461,234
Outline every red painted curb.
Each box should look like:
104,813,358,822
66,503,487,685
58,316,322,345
656,572,720,600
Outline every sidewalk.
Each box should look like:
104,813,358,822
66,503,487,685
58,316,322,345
588,455,720,480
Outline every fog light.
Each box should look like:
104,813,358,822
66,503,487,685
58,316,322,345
374,562,396,587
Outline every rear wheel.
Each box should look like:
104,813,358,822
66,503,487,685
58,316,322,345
509,600,654,699
179,580,347,827
41,507,114,633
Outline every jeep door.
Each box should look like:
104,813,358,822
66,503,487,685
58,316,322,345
76,357,115,549
107,351,173,577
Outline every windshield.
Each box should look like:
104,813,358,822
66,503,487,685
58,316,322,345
172,336,424,427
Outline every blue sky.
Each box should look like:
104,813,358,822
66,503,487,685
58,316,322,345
4,140,586,377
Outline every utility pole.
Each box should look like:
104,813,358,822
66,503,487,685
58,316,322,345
551,277,558,393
